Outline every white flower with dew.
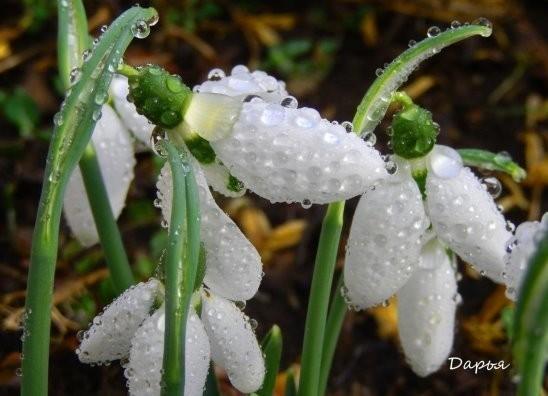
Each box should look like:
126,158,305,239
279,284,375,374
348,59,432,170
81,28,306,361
343,145,512,376
502,213,548,300
175,65,388,205
77,277,265,395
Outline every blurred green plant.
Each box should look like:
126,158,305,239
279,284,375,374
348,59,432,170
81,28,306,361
0,88,40,138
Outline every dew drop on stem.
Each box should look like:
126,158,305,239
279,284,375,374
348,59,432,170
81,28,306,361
427,26,441,38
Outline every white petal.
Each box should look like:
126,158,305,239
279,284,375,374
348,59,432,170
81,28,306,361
503,214,547,300
211,100,388,204
397,240,458,377
63,105,136,247
111,75,155,146
343,172,429,309
200,160,246,198
157,162,262,301
195,65,288,103
426,165,511,282
201,293,265,393
77,279,161,364
126,306,210,396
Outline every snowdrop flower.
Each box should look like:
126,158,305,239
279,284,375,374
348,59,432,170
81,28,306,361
502,213,548,301
343,102,514,376
63,104,136,246
77,276,265,395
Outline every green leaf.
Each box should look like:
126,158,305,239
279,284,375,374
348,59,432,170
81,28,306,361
57,0,90,90
255,325,283,396
458,149,526,182
0,88,40,138
512,228,548,396
285,368,298,396
353,21,493,135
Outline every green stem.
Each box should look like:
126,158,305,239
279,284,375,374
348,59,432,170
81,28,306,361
318,274,347,395
21,7,157,396
161,142,200,396
79,144,134,292
297,201,345,396
118,63,139,78
513,229,548,396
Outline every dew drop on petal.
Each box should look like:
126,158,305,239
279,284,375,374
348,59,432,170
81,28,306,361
481,176,502,198
208,68,225,81
428,145,463,179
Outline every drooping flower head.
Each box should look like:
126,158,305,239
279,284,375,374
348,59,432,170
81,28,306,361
343,100,516,376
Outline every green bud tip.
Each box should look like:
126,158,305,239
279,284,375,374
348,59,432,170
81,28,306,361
128,64,191,129
390,104,439,159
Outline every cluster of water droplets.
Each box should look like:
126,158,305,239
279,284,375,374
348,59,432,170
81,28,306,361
359,18,493,138
156,161,263,301
210,96,387,205
201,294,265,393
76,279,161,365
343,173,429,309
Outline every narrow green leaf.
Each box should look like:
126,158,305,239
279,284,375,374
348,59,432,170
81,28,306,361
57,0,90,90
353,21,492,135
21,7,158,396
255,325,283,396
285,369,298,396
512,229,548,396
458,148,527,182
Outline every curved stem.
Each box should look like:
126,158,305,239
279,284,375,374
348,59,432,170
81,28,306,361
79,144,134,292
21,7,157,395
318,274,347,395
297,201,345,396
161,142,200,396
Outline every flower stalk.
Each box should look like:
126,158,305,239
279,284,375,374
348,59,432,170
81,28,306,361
161,140,201,396
298,201,345,396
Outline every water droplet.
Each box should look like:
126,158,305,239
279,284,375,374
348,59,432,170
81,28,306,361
69,68,81,85
100,25,108,33
243,94,260,102
429,146,463,179
408,39,417,48
481,177,502,198
341,121,353,133
381,300,390,307
82,49,92,62
281,96,298,108
363,132,376,146
506,221,516,232
385,160,398,175
450,20,461,29
473,17,492,29
150,127,166,157
301,199,312,209
427,26,441,37
207,68,225,81
249,318,258,330
92,108,102,121
147,13,160,27
53,112,63,126
15,368,22,377
375,68,384,77
131,20,150,39
94,90,107,105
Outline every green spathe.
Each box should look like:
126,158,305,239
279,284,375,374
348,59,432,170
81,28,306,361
128,65,192,129
391,104,438,159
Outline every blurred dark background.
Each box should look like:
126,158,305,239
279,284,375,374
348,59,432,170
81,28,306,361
0,0,546,395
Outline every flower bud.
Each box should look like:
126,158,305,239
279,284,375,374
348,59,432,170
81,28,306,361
391,104,438,159
128,65,191,128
